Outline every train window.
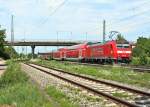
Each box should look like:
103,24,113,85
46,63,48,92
117,44,130,48
117,44,123,48
124,46,129,48
123,44,130,48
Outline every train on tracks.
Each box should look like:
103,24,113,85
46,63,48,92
39,40,132,64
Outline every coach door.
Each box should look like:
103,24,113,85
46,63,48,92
59,52,62,59
79,49,82,59
64,51,66,59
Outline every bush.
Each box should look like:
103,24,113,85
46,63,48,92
0,50,10,60
139,54,148,65
148,57,150,65
131,57,140,65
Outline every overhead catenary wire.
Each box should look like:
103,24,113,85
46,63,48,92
26,0,68,37
84,1,150,36
107,8,150,28
24,0,150,41
106,1,150,29
38,0,68,26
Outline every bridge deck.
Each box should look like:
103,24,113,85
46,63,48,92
5,41,83,46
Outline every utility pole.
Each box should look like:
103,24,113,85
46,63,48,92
11,15,14,58
103,20,106,43
11,15,14,45
86,32,88,42
23,30,27,58
70,31,72,41
57,31,59,49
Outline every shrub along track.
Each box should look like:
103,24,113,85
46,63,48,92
25,63,150,107
58,61,150,73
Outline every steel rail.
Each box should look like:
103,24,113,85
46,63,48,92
30,62,150,97
0,64,7,66
0,68,6,70
25,63,139,107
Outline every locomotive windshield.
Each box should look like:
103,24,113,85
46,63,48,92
117,44,130,48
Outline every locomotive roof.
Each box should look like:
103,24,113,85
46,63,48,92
87,42,102,45
67,43,87,50
86,41,117,47
58,48,67,51
63,41,113,50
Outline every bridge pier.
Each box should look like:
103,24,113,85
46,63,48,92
31,45,35,58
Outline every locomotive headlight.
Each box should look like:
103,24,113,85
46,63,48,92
117,51,131,54
125,51,131,54
117,51,123,53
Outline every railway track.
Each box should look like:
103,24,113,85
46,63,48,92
59,61,150,73
130,66,150,72
0,64,7,70
25,62,150,107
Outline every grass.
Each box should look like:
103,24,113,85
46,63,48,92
33,60,150,89
112,92,130,99
0,83,54,107
131,57,150,65
46,86,78,107
0,61,54,107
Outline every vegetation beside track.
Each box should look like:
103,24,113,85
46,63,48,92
33,60,150,89
0,60,79,107
46,86,78,107
131,57,150,65
132,37,150,65
0,61,55,107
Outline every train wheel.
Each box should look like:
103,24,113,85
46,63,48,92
101,59,105,64
110,59,115,65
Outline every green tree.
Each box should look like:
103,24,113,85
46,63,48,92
139,53,148,65
27,53,33,59
5,46,19,58
116,34,128,43
132,47,144,57
0,29,6,51
19,53,26,58
0,29,18,59
133,37,150,57
0,29,9,59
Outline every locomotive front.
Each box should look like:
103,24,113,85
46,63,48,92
116,43,132,63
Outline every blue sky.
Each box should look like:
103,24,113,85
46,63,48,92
0,0,150,53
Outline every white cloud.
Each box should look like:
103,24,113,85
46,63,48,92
0,0,150,42
94,0,117,4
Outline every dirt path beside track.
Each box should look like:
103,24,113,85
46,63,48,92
0,59,7,77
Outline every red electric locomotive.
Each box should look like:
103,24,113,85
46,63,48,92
85,41,131,63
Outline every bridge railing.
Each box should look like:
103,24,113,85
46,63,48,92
5,39,99,43
5,40,99,44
